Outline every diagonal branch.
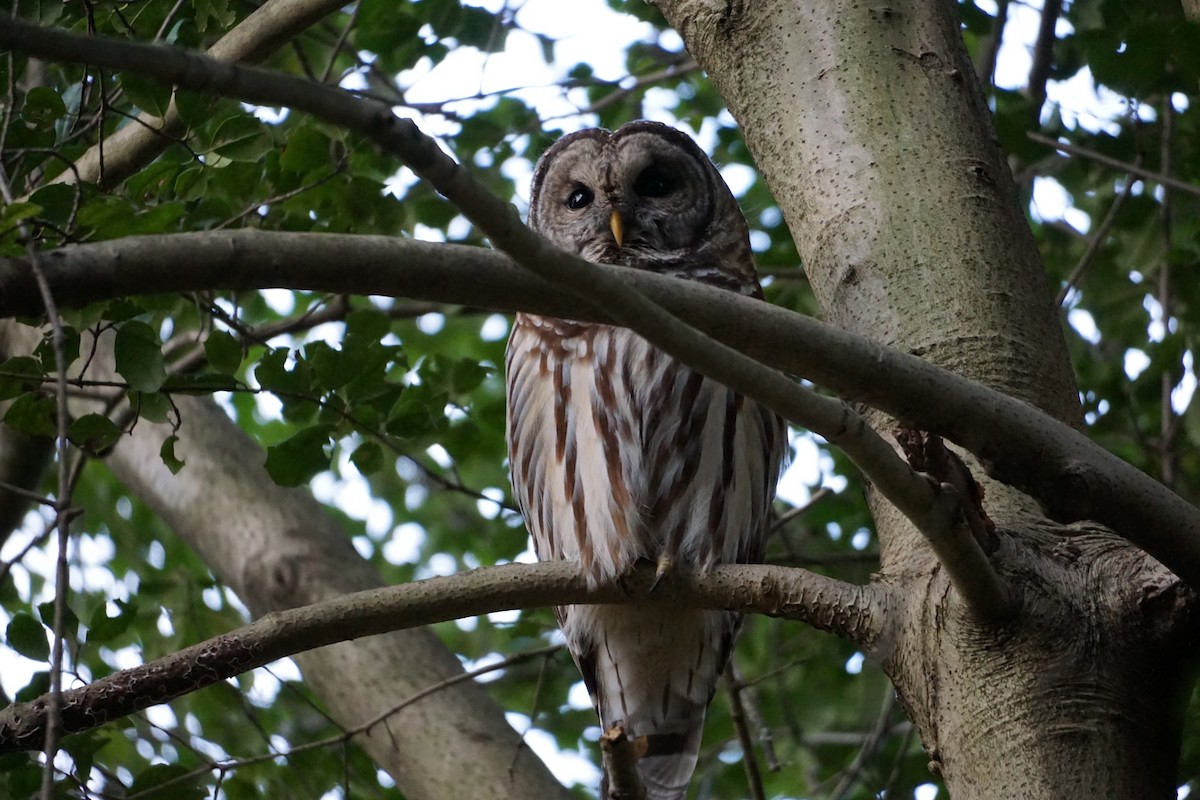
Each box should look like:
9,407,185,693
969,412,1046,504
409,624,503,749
1028,132,1200,200
1025,0,1062,125
4,230,1200,589
0,560,887,753
0,20,1012,617
39,0,351,191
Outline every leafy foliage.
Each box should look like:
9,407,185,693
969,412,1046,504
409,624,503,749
1,0,1199,798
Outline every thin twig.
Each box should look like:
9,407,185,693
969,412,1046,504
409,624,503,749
0,161,75,800
879,724,918,799
319,4,359,85
1158,99,1178,489
214,161,347,229
0,478,56,508
1055,166,1137,306
1026,0,1062,125
548,60,701,122
726,671,767,800
728,657,779,773
828,691,896,800
975,0,1009,90
770,487,832,535
509,645,555,774
1028,131,1200,200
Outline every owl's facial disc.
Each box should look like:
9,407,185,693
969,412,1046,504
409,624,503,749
528,122,736,269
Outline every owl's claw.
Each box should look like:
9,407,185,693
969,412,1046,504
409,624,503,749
648,555,673,593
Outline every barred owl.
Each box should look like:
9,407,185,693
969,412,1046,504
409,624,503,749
506,121,787,799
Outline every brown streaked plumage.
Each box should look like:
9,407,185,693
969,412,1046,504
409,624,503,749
506,121,787,799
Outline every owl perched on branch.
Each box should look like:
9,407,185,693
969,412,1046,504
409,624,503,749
506,121,787,799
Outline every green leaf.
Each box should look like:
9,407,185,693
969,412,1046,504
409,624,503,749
0,356,44,400
210,115,274,163
263,425,333,486
67,413,123,454
427,355,492,395
173,89,223,130
309,340,358,391
121,74,173,118
350,441,385,475
174,165,209,202
21,86,66,128
86,599,139,644
3,393,57,437
130,389,174,424
0,759,42,799
280,126,333,175
193,0,236,33
102,299,148,323
27,183,77,228
6,613,50,661
1,201,41,229
59,304,106,333
14,671,49,703
160,434,185,475
35,600,78,636
387,384,448,438
205,330,243,375
254,347,318,422
346,308,391,342
114,320,166,393
33,325,79,370
355,0,423,65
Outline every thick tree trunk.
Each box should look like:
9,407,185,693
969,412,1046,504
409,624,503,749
653,0,1199,796
101,393,569,800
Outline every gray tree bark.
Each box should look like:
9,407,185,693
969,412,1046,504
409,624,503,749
651,0,1199,797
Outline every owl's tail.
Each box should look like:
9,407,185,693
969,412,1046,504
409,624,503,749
597,719,704,800
636,722,706,800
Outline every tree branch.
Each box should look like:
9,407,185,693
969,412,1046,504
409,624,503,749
1028,131,1200,200
41,0,350,191
0,22,1016,615
1025,0,1062,125
1055,165,1137,306
7,23,1200,598
0,560,885,752
900,434,1011,620
974,0,1009,90
601,727,648,800
5,230,1200,589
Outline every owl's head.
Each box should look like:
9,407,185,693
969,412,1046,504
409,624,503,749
528,121,754,286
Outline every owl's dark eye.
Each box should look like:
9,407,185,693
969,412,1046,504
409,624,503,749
566,186,594,209
633,165,673,198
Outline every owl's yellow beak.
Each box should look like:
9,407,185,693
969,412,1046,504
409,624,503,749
609,210,624,247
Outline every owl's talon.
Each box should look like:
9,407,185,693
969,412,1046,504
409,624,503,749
649,556,673,593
